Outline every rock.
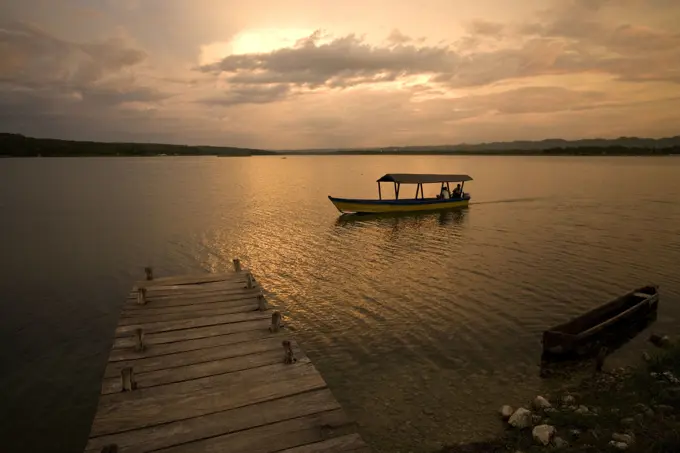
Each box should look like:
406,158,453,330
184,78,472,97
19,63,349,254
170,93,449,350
663,371,680,384
533,395,552,410
633,404,655,418
654,404,674,414
499,405,514,420
642,351,652,362
610,408,620,414
634,414,644,423
532,424,556,446
612,433,633,444
544,407,558,414
575,405,590,414
609,440,629,450
651,372,659,378
649,334,671,348
562,395,576,406
620,417,635,427
508,408,532,429
532,414,542,425
569,429,581,438
553,436,568,449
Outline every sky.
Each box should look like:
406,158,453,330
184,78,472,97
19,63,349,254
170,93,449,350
1,0,679,149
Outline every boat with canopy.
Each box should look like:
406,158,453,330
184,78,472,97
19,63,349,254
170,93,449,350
328,173,473,214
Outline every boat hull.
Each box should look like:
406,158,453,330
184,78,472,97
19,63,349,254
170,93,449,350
328,195,470,214
542,285,659,356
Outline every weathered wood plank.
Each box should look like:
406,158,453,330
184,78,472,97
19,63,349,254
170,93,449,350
114,311,271,337
89,362,325,437
109,329,275,362
135,273,240,288
124,288,263,307
155,409,351,453
104,336,289,379
118,300,258,327
120,298,260,318
101,346,303,394
84,389,342,453
138,281,260,296
275,433,368,453
118,303,260,326
112,318,271,349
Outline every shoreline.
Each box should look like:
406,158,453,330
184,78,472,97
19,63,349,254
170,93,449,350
438,339,680,453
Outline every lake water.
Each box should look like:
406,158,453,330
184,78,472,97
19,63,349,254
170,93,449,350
0,155,679,453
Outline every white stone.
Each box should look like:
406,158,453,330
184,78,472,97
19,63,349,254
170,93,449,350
562,395,576,405
612,433,633,444
609,440,629,450
663,371,680,384
532,424,556,445
500,405,515,420
574,405,590,414
508,408,532,429
533,395,552,410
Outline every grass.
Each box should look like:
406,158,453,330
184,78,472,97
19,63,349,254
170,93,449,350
439,341,680,452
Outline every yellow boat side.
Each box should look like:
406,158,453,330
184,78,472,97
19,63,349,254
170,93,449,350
329,197,470,214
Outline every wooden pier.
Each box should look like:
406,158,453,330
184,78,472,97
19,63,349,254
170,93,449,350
85,260,370,453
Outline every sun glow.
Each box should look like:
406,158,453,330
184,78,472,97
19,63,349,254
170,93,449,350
199,28,316,65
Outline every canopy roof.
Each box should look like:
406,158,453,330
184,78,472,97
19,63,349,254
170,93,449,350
377,173,473,184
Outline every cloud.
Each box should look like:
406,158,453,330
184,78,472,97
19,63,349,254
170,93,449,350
199,31,456,89
0,21,147,88
199,83,291,106
465,20,505,37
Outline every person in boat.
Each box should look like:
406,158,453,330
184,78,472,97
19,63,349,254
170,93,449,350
440,184,450,199
451,184,462,198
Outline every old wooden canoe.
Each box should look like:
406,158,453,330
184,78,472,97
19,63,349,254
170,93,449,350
542,285,660,356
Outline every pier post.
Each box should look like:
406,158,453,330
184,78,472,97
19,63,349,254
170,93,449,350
134,328,145,352
270,311,281,332
136,287,147,305
121,367,137,391
246,272,254,289
233,258,241,272
257,294,268,311
283,340,296,364
144,267,153,281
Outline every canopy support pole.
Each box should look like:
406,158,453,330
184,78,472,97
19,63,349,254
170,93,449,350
396,183,401,200
378,182,382,200
461,181,465,197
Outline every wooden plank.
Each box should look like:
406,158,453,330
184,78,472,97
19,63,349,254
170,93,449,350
112,318,271,349
136,273,240,288
104,336,288,379
154,409,351,453
84,389,342,453
114,311,271,337
275,434,368,453
109,329,276,362
118,302,259,326
101,346,303,394
125,288,263,307
120,298,260,318
89,362,325,437
139,280,260,296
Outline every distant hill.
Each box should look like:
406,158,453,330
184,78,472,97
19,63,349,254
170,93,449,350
1,132,679,157
0,133,275,157
285,136,680,155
